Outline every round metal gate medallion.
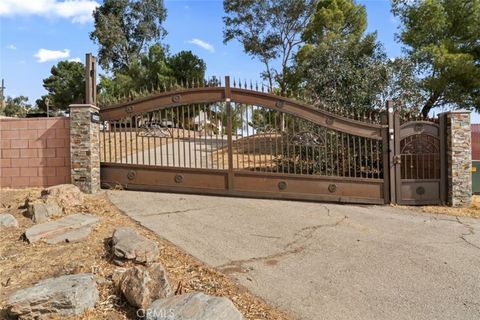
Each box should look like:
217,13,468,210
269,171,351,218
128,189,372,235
278,181,287,190
414,123,424,132
276,100,285,108
172,94,181,103
174,174,184,183
125,105,134,114
328,184,337,193
325,117,334,125
126,170,136,180
416,186,425,195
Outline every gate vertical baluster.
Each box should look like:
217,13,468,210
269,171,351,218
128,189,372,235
102,122,106,162
203,104,208,167
118,121,123,163
108,121,112,162
239,104,245,170
171,107,176,167
336,132,340,176
182,105,186,168
252,105,256,171
153,113,157,165
134,116,138,164
225,76,234,190
261,107,268,172
192,105,197,168
317,127,322,175
158,110,163,165
215,104,220,169
208,103,214,169
286,114,291,174
124,118,128,164
369,138,373,179
129,116,134,164
186,106,191,168
341,132,345,176
197,104,202,168
352,136,357,178
246,105,250,171
176,107,181,167
274,111,279,173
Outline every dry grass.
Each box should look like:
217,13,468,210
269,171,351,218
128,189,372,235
0,188,290,320
397,195,480,219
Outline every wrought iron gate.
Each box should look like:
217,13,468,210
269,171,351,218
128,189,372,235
388,109,446,205
98,76,446,205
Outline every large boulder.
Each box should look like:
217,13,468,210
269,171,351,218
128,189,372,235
145,292,244,320
111,228,159,263
26,201,62,223
0,213,18,228
113,263,172,309
6,273,99,319
24,213,99,244
41,184,84,207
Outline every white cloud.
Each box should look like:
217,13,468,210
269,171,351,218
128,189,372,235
34,48,70,63
6,44,16,50
188,38,215,53
69,57,81,62
0,0,99,24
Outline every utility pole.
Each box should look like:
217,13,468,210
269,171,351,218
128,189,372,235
0,79,5,110
45,97,50,117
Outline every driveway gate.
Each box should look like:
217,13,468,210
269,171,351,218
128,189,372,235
99,76,445,205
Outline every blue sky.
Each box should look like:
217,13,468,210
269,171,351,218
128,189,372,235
1,0,478,121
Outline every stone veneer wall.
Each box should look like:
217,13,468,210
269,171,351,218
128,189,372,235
69,104,100,193
445,111,472,207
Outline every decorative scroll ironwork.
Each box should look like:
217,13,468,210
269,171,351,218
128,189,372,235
400,134,440,179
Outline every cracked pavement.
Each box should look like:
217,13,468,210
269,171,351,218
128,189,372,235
108,190,480,320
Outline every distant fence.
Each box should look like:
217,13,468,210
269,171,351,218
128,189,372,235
472,124,480,160
0,117,70,188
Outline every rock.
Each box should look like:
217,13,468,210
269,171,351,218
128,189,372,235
113,263,172,309
24,214,99,244
145,292,244,320
26,201,62,223
6,273,99,319
0,213,18,228
111,228,159,263
41,184,84,207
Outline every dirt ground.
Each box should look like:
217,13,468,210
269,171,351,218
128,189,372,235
400,195,480,219
0,188,291,320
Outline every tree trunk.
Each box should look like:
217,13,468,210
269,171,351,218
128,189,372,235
421,92,440,118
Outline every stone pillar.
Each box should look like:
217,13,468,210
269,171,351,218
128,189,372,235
69,104,100,193
444,111,472,207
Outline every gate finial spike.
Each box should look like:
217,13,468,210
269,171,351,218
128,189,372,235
233,78,236,88
255,81,258,91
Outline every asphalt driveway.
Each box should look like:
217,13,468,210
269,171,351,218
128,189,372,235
108,190,480,320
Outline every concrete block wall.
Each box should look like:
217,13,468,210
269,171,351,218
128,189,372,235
0,117,71,188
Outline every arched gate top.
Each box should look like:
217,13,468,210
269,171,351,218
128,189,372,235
99,86,385,140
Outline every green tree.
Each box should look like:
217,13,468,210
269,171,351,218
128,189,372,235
293,0,387,110
40,61,85,112
223,0,316,93
98,45,207,104
392,0,480,116
90,0,167,71
1,96,31,117
167,51,206,84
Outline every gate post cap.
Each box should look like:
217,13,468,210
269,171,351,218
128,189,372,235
69,104,99,111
